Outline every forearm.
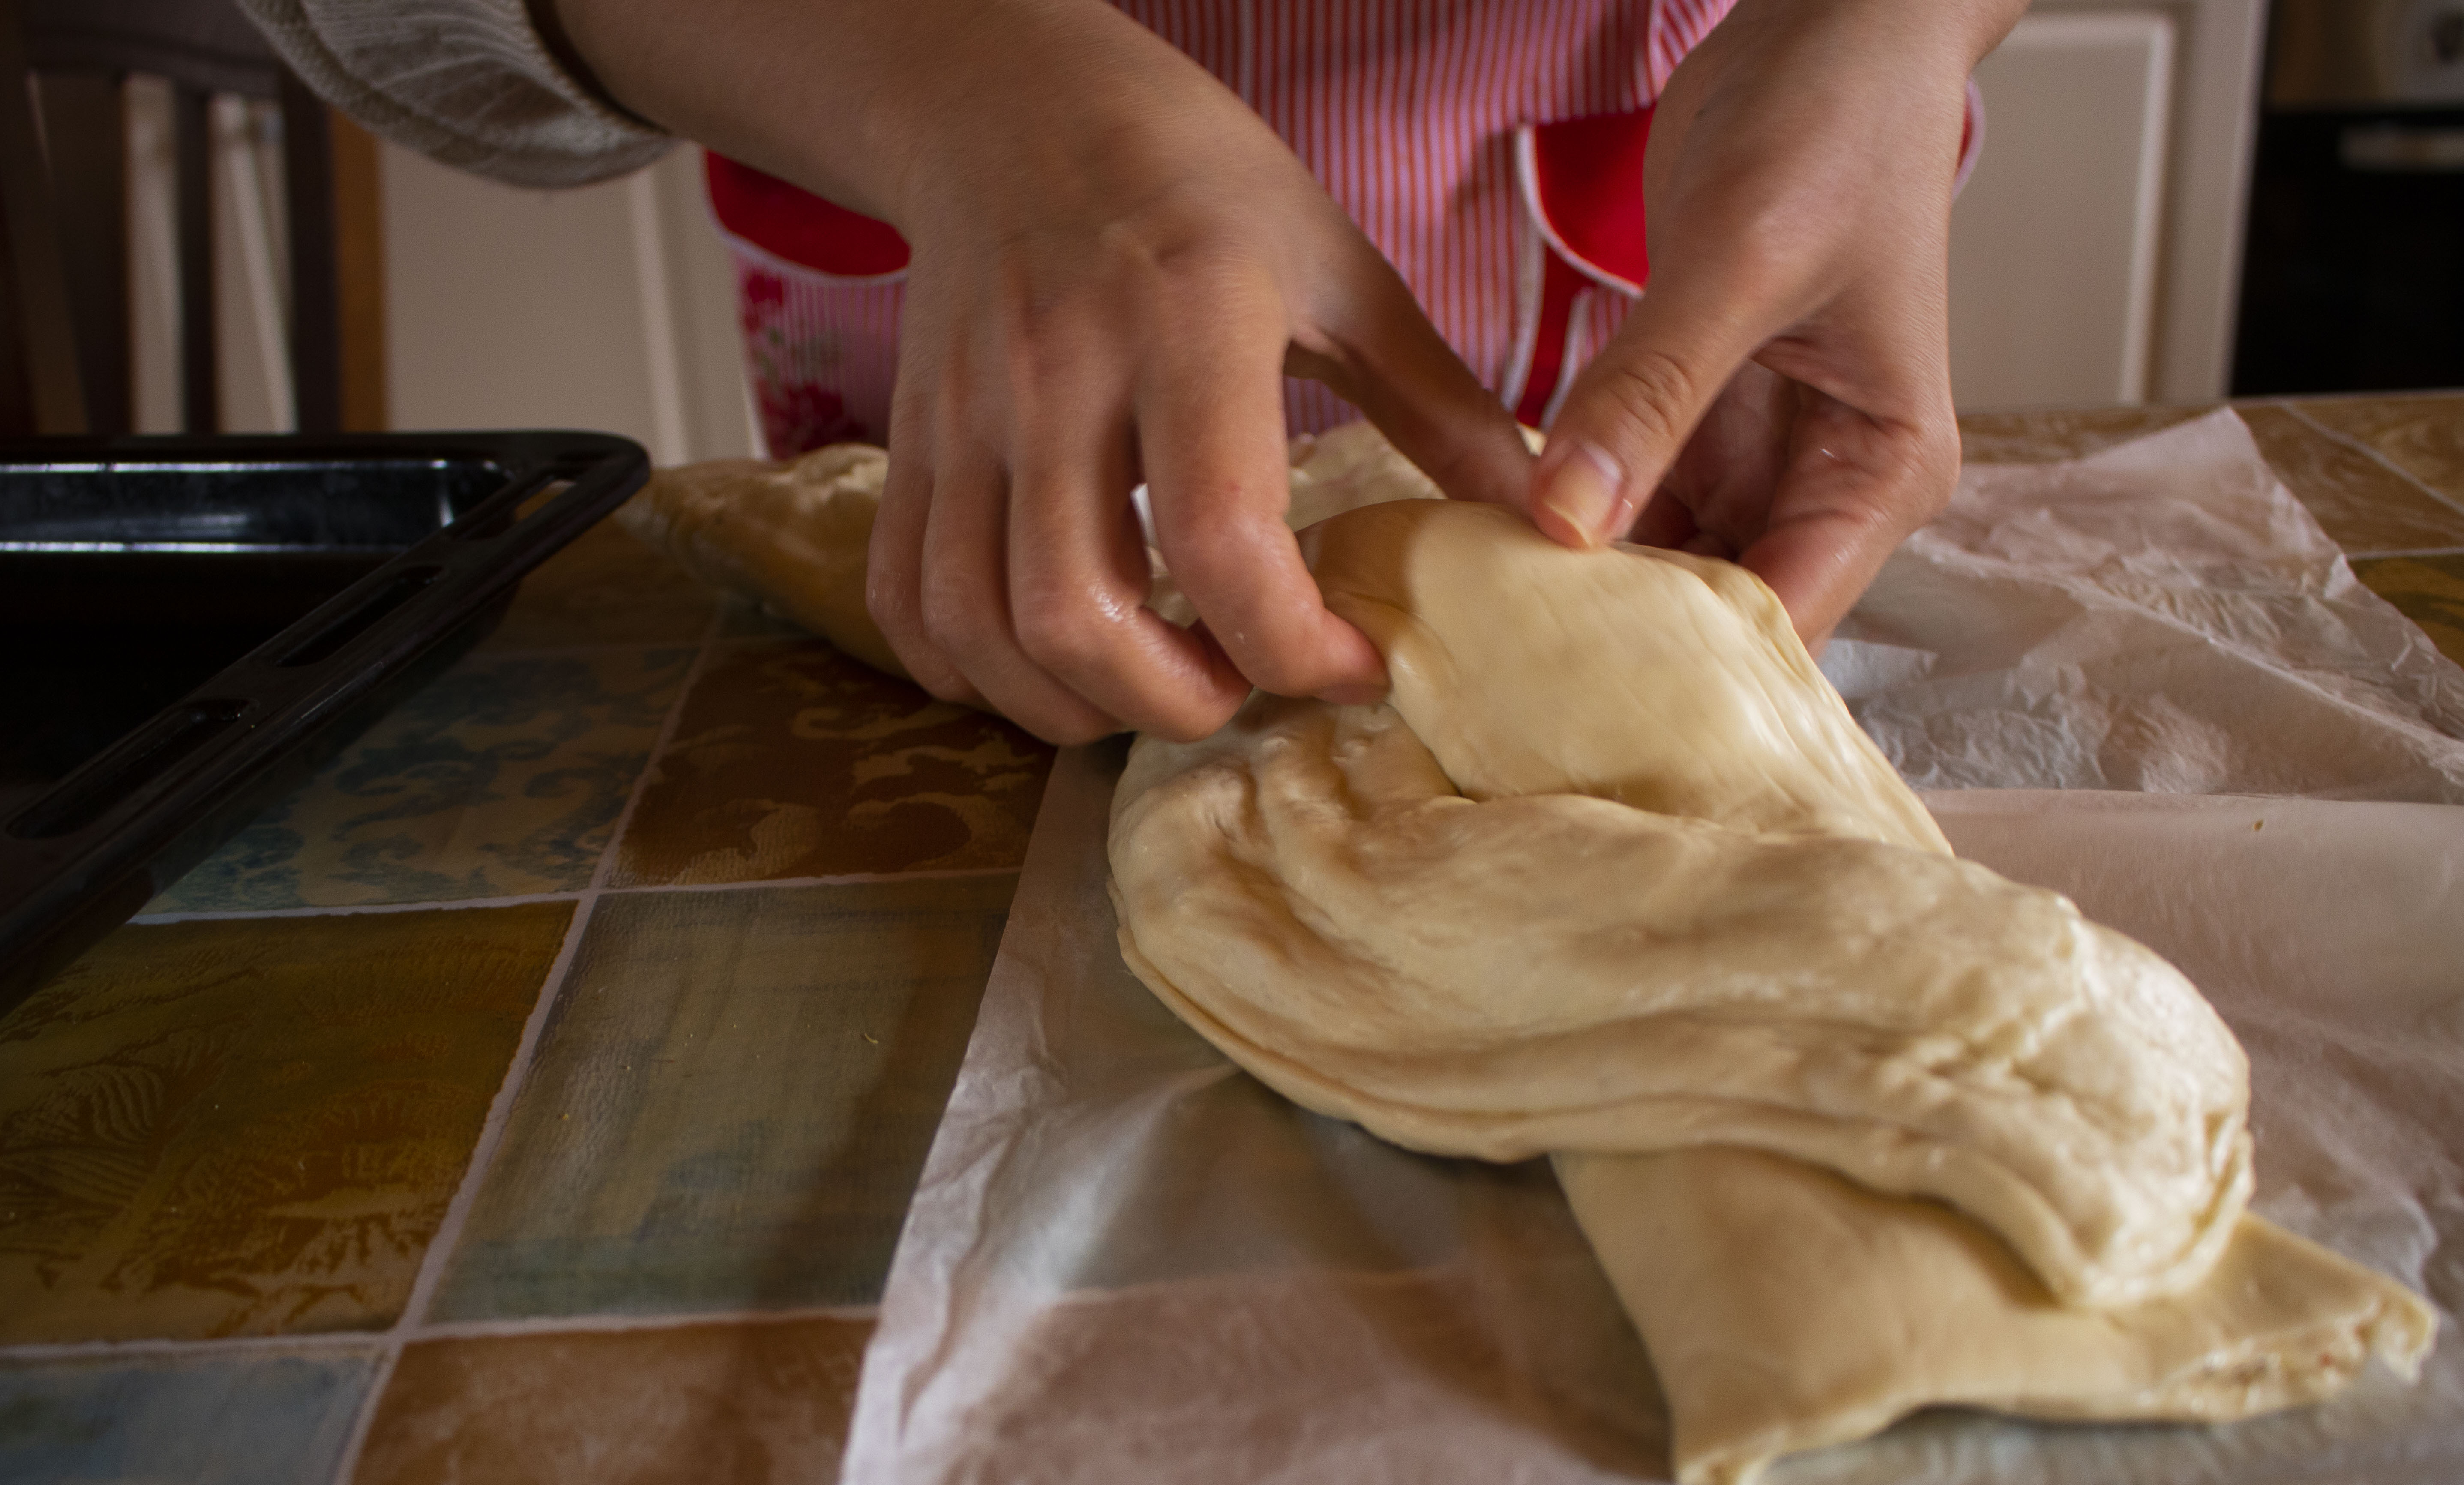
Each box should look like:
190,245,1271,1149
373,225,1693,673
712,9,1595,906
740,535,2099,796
534,0,1179,228
1705,0,2028,97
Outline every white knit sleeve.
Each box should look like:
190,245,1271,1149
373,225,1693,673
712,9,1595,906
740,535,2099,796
240,0,671,188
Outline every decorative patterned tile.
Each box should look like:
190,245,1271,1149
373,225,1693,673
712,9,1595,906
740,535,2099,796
478,517,716,652
2241,405,2464,554
609,638,1051,886
1957,404,2208,465
2296,393,2464,508
354,1316,871,1485
154,647,693,912
0,905,569,1343
430,878,1012,1321
2353,553,2464,668
0,1349,375,1485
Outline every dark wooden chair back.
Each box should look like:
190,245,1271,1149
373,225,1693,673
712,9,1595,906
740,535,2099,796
0,0,342,436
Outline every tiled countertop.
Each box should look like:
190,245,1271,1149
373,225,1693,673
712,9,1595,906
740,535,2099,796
5,396,2463,1482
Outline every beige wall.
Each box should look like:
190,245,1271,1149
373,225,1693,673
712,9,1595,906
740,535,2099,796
379,144,755,462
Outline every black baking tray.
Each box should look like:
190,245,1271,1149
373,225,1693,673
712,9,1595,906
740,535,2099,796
0,431,650,1014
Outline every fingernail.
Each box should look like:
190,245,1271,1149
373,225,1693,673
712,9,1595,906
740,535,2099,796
1539,443,1625,546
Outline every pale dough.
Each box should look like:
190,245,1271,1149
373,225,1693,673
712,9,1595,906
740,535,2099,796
618,444,904,676
618,423,1442,659
1108,497,2434,1482
1564,1148,2436,1483
1119,500,2252,1308
623,432,2435,1484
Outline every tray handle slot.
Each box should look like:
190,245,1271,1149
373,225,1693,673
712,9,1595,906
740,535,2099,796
451,462,594,543
9,701,251,841
275,564,443,666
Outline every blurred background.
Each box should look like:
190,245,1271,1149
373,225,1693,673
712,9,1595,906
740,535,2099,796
9,0,2462,460
2235,0,2464,396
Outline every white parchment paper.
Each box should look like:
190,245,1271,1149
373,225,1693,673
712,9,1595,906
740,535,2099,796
1823,410,2464,799
841,411,2464,1484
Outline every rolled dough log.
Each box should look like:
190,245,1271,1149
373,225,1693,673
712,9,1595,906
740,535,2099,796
617,444,905,676
617,422,1444,657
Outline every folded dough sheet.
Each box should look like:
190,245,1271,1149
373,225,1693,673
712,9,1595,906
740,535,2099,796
840,412,2464,1483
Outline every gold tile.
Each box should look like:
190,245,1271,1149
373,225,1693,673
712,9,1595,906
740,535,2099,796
2352,554,2464,668
354,1316,872,1485
0,904,570,1343
480,518,716,652
2295,393,2464,509
1957,405,2210,465
611,638,1052,886
2238,405,2464,554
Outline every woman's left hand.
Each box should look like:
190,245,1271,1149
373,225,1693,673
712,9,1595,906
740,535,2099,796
1522,0,2027,647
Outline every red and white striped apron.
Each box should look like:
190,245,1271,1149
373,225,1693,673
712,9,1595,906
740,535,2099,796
702,0,1972,458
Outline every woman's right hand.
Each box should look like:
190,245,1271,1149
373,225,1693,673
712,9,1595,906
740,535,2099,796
549,0,1533,743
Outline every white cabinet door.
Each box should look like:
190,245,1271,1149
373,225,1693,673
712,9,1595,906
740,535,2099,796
1948,0,2266,411
1950,11,2173,410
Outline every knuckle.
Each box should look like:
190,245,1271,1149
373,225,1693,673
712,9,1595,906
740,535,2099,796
1011,587,1114,678
1588,346,1705,455
915,668,979,708
1208,623,1324,698
1916,414,1963,482
863,563,913,634
1877,411,1963,524
917,570,990,662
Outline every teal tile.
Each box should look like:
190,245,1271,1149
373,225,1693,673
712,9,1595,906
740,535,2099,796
154,647,694,912
0,1350,374,1484
429,877,1015,1320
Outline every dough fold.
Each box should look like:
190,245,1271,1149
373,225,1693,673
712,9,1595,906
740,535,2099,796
1562,1147,2436,1485
1107,496,2434,1482
616,434,2437,1483
1118,501,2251,1309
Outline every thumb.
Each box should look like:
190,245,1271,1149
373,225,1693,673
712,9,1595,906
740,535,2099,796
1526,281,1766,548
